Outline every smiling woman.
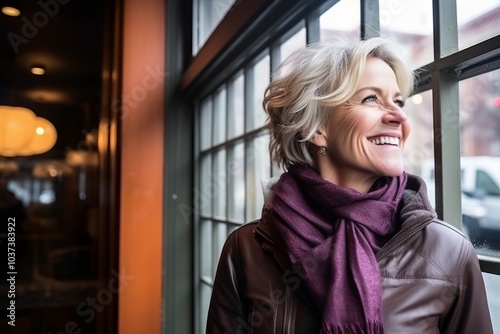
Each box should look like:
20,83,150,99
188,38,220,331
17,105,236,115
206,37,494,334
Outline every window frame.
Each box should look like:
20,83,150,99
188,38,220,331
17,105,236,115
181,0,500,333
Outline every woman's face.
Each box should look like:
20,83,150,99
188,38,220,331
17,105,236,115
314,57,410,192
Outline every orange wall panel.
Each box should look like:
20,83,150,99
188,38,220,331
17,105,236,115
119,0,165,332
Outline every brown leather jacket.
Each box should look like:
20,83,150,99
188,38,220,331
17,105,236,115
206,175,493,333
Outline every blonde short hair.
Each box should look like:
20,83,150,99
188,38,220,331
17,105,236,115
263,37,415,169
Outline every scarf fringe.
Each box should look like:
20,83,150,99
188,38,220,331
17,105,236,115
320,322,384,334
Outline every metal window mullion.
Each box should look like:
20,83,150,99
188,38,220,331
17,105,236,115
433,0,458,59
432,0,461,228
306,7,321,44
431,72,462,229
243,64,253,221
361,0,380,39
193,102,202,334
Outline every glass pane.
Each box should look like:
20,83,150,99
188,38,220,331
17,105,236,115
483,272,500,333
213,149,227,219
199,154,212,217
320,0,361,41
246,55,270,132
212,222,228,277
228,141,245,222
379,0,433,69
200,219,212,278
245,134,271,221
213,87,227,146
457,0,500,50
402,90,435,206
193,0,236,54
200,97,213,150
459,70,500,254
280,28,306,62
227,73,245,139
199,281,212,334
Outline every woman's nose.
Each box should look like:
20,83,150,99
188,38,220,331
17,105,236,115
383,104,408,124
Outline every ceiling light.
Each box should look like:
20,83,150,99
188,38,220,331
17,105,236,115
1,6,20,16
31,66,46,75
0,106,57,157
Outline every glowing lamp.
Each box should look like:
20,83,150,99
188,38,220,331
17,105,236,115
0,105,37,153
17,117,57,156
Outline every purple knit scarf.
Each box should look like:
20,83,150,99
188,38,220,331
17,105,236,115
271,165,408,333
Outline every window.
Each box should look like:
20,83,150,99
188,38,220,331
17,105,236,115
477,171,500,196
186,0,500,332
193,0,236,54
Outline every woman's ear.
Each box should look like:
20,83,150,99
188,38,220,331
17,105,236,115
309,128,328,147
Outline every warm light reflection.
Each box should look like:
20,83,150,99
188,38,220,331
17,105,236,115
0,106,57,157
17,117,57,156
1,6,20,16
31,67,46,75
0,105,37,152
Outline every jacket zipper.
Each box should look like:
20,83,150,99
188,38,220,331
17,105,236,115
376,218,434,261
284,285,295,334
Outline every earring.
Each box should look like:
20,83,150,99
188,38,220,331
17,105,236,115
317,146,327,156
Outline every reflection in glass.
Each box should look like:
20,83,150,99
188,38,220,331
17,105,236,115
320,0,360,41
379,0,433,69
459,70,500,255
457,0,500,50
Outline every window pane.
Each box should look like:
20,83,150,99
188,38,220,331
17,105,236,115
403,90,435,206
228,141,245,222
227,73,245,139
379,0,433,69
193,0,236,54
213,149,227,219
245,134,270,221
200,219,212,278
320,0,360,41
199,281,212,334
459,70,500,254
246,55,270,132
280,28,306,61
199,154,212,217
200,98,212,150
457,0,500,50
212,222,228,277
213,87,227,145
483,272,500,333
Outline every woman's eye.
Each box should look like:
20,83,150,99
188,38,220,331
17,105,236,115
362,94,378,104
394,99,405,108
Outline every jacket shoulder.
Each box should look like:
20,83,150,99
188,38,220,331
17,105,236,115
381,219,475,283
